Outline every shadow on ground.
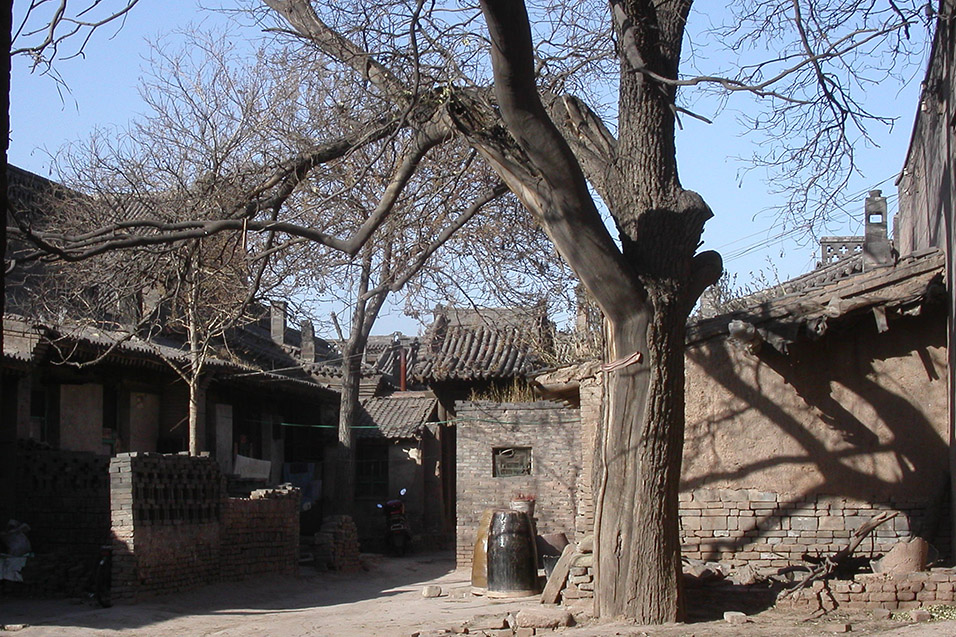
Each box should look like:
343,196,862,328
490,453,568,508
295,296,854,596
0,550,457,632
685,581,781,622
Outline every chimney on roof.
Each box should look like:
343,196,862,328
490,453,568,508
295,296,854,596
300,320,315,362
271,302,287,345
863,190,893,270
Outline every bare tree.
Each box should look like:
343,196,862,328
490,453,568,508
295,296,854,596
11,0,139,78
11,173,284,456
7,0,934,623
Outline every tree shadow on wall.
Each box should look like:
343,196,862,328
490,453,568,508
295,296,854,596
681,307,949,561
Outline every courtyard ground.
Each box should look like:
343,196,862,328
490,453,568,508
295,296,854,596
2,551,956,636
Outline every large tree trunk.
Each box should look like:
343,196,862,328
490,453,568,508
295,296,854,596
477,0,717,623
594,295,688,622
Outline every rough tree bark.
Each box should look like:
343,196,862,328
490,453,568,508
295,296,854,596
477,1,721,623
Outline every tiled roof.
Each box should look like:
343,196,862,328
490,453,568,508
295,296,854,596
2,313,338,398
411,307,550,382
356,391,438,439
687,248,945,352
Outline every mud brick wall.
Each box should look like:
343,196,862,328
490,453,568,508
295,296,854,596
221,486,300,579
14,445,110,555
456,401,581,568
780,569,956,611
679,489,947,568
110,452,224,602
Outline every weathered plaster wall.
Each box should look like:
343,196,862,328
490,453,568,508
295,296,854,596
683,311,947,501
568,309,949,564
678,310,950,562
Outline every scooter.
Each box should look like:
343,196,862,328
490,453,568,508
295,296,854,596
377,488,411,556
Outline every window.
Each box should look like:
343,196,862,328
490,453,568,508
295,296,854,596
355,442,389,499
492,446,532,477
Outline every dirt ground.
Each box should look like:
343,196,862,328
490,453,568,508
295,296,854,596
2,552,956,637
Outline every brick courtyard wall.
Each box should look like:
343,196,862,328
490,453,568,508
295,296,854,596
109,452,300,602
110,453,224,602
678,489,948,568
221,486,300,579
456,401,581,568
574,377,601,544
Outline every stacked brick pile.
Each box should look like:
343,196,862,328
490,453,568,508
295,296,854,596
8,445,111,597
110,453,224,602
15,445,110,554
678,488,940,568
221,486,300,579
779,569,956,611
316,515,362,572
12,552,96,597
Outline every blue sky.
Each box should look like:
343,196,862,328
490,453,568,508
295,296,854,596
9,2,930,335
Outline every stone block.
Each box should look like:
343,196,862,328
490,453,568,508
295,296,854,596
911,609,933,622
723,611,750,625
463,614,508,631
719,489,748,502
700,517,728,531
515,608,572,629
818,516,845,531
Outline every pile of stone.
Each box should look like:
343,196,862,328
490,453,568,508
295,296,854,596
410,607,575,637
540,535,595,604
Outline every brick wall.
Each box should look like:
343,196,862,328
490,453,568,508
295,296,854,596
574,378,601,543
679,489,949,569
221,486,300,579
456,401,581,568
110,452,299,602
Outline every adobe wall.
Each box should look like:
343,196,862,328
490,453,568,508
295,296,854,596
679,311,949,563
456,401,581,568
683,311,948,502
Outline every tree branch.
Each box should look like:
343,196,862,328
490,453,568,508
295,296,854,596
478,0,645,322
